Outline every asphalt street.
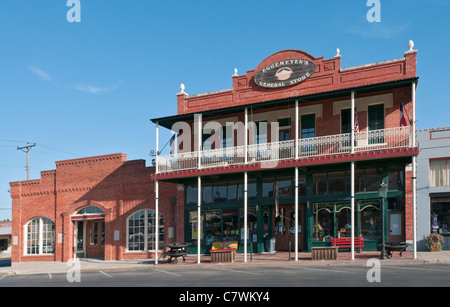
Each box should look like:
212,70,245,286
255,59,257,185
1,263,449,288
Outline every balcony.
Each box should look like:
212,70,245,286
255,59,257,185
156,126,414,174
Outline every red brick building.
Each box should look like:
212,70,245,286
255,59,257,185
9,154,183,263
152,45,419,261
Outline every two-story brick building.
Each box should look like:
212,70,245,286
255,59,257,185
151,44,419,262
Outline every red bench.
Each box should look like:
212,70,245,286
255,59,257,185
331,237,364,253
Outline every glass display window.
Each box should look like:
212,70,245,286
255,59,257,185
313,203,333,241
358,200,381,241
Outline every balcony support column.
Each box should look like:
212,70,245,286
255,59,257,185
155,121,159,173
155,180,159,264
295,100,299,159
197,175,201,264
244,171,248,262
295,100,299,261
350,91,355,260
195,114,202,169
412,81,417,259
244,108,248,164
351,91,355,154
351,161,355,260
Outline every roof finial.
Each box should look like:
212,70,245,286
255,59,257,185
180,83,185,93
408,40,415,51
233,68,238,77
335,48,341,58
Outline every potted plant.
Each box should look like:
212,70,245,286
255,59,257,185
424,234,445,252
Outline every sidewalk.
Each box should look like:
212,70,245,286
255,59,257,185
1,250,450,276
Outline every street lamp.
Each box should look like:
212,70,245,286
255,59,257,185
378,182,388,260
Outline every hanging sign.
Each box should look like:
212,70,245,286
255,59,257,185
254,59,316,89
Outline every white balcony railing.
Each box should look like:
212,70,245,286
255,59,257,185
156,127,413,173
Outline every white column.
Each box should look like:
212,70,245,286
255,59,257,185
295,166,299,261
155,180,159,264
244,171,248,262
244,107,248,262
197,176,201,264
295,100,299,159
155,122,159,173
196,114,202,169
351,91,355,154
412,81,417,259
155,121,159,264
350,91,355,260
351,163,355,260
244,108,248,164
295,100,299,261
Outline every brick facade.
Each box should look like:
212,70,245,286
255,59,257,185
10,153,182,263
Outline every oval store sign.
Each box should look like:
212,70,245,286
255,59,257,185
254,59,316,89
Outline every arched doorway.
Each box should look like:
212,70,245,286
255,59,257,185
72,206,105,259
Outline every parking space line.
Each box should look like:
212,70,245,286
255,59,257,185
215,267,261,275
154,269,182,277
99,271,113,278
294,267,357,274
386,266,450,273
0,275,6,281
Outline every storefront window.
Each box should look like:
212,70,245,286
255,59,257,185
248,181,257,200
188,211,204,244
430,201,450,235
298,175,306,197
365,168,382,192
355,169,365,193
185,185,197,205
262,179,274,199
359,201,381,241
328,172,345,194
313,203,333,241
313,173,327,195
223,209,239,241
335,204,352,238
277,177,293,198
388,166,405,190
240,208,257,244
213,184,227,203
388,197,404,210
227,183,238,201
205,210,222,245
203,184,213,203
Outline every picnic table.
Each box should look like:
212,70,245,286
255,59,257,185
163,243,190,264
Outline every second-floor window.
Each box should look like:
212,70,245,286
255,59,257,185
430,159,450,187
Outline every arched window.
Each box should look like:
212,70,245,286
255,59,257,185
75,206,105,215
25,217,55,255
127,209,164,252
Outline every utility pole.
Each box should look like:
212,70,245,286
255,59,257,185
17,143,36,180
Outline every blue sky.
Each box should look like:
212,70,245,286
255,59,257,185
0,0,449,220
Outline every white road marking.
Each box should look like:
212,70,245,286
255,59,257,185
99,271,113,278
216,267,261,275
295,267,357,274
154,269,182,277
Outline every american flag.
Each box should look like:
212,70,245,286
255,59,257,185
400,101,408,127
354,110,359,132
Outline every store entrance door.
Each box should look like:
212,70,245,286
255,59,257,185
388,212,404,242
273,204,304,251
85,220,105,258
